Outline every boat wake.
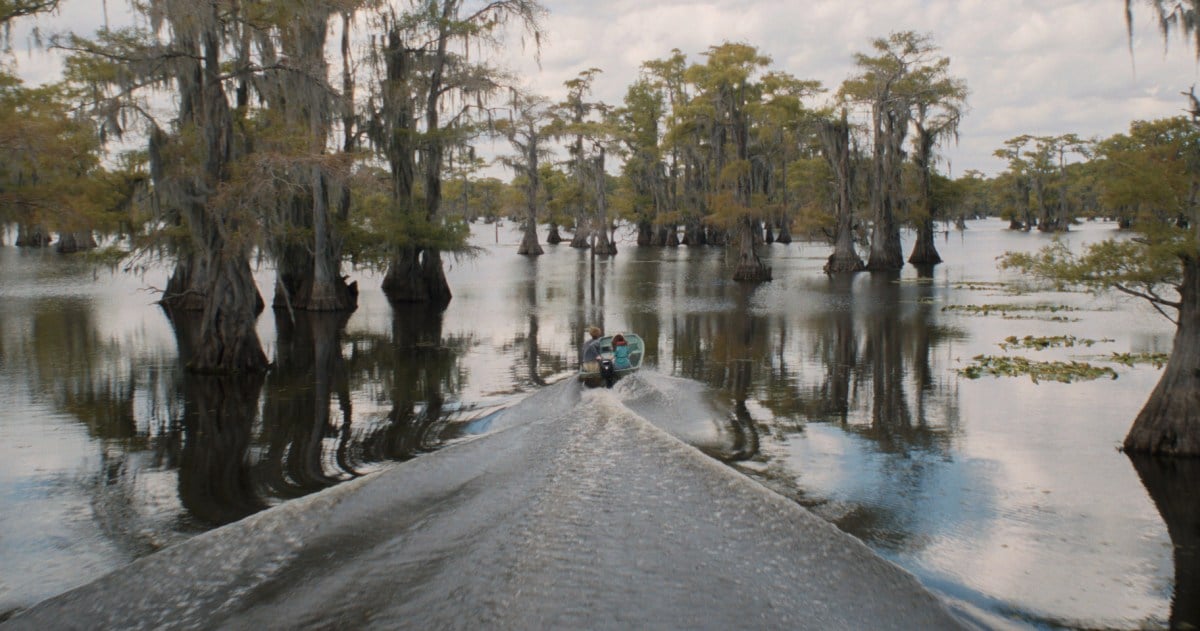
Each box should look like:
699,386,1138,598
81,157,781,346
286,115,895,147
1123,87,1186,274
5,373,966,630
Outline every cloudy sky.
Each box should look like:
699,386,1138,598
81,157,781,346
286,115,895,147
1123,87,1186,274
8,0,1200,176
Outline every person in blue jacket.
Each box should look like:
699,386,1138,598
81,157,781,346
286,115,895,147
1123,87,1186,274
612,333,631,370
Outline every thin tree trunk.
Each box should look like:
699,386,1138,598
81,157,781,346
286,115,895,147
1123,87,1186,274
1123,255,1200,455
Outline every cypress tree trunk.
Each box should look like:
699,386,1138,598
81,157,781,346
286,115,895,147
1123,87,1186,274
866,106,907,271
908,126,942,266
15,224,51,247
569,220,590,248
908,218,942,266
1123,256,1200,456
382,247,424,303
593,229,617,256
188,253,269,374
518,222,543,255
304,166,358,311
546,223,562,244
867,208,905,270
732,216,771,281
55,231,97,254
650,225,667,246
821,116,865,274
776,220,792,244
637,220,653,246
517,144,543,256
420,248,452,307
163,251,210,312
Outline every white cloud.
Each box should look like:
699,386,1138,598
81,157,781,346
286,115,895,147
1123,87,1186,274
8,0,1200,177
511,0,1200,175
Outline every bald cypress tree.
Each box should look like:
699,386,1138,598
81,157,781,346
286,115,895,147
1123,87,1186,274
686,43,773,282
907,62,967,266
251,2,362,313
841,32,949,272
61,1,268,373
497,93,552,256
820,110,866,274
367,0,545,306
1085,1,1200,455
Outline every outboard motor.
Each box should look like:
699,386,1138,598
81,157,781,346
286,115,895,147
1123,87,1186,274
599,357,616,388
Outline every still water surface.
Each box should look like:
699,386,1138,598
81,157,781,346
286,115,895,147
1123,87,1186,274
0,219,1190,629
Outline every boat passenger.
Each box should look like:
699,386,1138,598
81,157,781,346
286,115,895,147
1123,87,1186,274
612,333,631,370
581,326,603,370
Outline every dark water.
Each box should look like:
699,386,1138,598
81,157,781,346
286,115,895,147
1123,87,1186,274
0,220,1189,629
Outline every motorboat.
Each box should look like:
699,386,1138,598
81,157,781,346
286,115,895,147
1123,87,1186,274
578,332,644,388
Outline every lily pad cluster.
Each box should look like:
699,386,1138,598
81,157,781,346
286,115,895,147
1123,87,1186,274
1108,352,1170,369
958,355,1118,383
997,335,1112,351
942,303,1081,321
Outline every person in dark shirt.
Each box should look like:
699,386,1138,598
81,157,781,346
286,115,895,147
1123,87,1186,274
581,326,603,364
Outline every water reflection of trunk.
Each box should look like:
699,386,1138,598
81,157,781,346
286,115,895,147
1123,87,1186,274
625,248,664,372
167,311,266,526
361,305,458,461
820,276,859,422
1128,455,1200,629
521,259,546,386
909,267,936,425
178,373,267,526
728,286,761,460
863,274,913,451
259,312,353,499
32,298,138,441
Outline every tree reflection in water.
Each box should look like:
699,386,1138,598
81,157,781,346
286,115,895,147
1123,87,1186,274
178,373,268,526
260,312,355,500
1128,455,1200,629
663,267,965,550
157,303,471,527
348,304,466,464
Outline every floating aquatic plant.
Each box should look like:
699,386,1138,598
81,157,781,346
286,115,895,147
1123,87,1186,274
958,355,1118,383
998,335,1114,351
1108,352,1170,369
943,303,1078,315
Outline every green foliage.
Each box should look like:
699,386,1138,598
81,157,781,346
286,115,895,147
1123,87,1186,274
343,183,472,267
1000,237,1185,309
